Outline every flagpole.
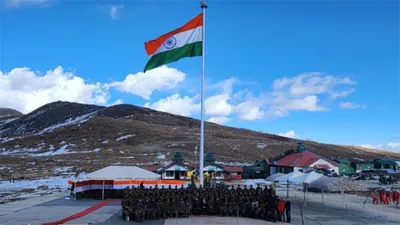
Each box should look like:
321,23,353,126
199,0,207,187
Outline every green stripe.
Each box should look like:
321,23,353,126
144,41,202,72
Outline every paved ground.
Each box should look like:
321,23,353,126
0,191,67,216
98,213,287,225
64,205,121,224
1,187,400,225
275,187,400,225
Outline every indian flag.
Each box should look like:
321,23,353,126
144,13,203,72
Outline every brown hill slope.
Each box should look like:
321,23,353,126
0,101,398,179
0,108,23,126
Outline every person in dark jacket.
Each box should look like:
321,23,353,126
285,199,291,223
70,182,75,200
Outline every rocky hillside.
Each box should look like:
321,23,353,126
0,108,23,126
0,101,399,179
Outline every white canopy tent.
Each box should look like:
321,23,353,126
243,179,274,187
290,171,323,185
75,166,161,200
275,171,305,184
80,166,161,180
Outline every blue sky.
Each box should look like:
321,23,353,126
0,0,399,151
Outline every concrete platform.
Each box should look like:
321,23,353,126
0,205,91,225
164,217,288,225
64,205,121,224
0,191,68,216
2,188,400,225
98,212,287,225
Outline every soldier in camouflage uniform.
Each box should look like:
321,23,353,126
120,179,282,222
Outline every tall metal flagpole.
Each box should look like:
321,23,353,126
199,0,207,186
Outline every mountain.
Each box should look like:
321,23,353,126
0,101,399,180
0,108,23,126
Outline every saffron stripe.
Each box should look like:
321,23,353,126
151,26,202,57
145,13,203,56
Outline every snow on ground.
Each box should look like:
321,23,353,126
256,143,267,149
39,111,98,134
53,166,74,174
0,166,10,171
0,147,39,156
0,145,101,157
32,144,72,156
156,153,166,160
0,176,70,190
215,161,253,166
102,140,109,144
0,137,19,144
0,176,70,203
116,134,136,141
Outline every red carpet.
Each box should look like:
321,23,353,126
42,201,110,225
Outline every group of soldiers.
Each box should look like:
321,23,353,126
121,184,285,222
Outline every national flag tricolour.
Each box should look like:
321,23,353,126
144,13,203,72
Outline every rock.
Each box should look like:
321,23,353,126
37,185,49,190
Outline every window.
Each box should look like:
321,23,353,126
166,171,174,177
216,171,222,177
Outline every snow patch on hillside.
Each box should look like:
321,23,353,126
0,136,23,144
33,144,72,156
116,134,136,141
156,153,166,160
0,145,101,157
0,117,18,125
0,147,39,156
40,111,98,134
215,161,253,166
53,166,74,173
256,143,267,149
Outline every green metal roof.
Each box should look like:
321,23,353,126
374,158,397,165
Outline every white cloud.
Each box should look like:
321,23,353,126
360,142,400,153
144,93,199,117
211,77,237,95
109,5,123,20
340,101,366,109
277,130,297,138
273,72,356,97
271,95,327,112
234,100,264,121
0,66,360,125
330,88,355,99
142,72,352,121
0,66,110,114
110,99,123,106
204,93,233,116
264,72,355,118
208,117,230,125
5,0,51,8
109,66,185,100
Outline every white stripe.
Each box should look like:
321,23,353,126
152,26,202,56
74,184,191,193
